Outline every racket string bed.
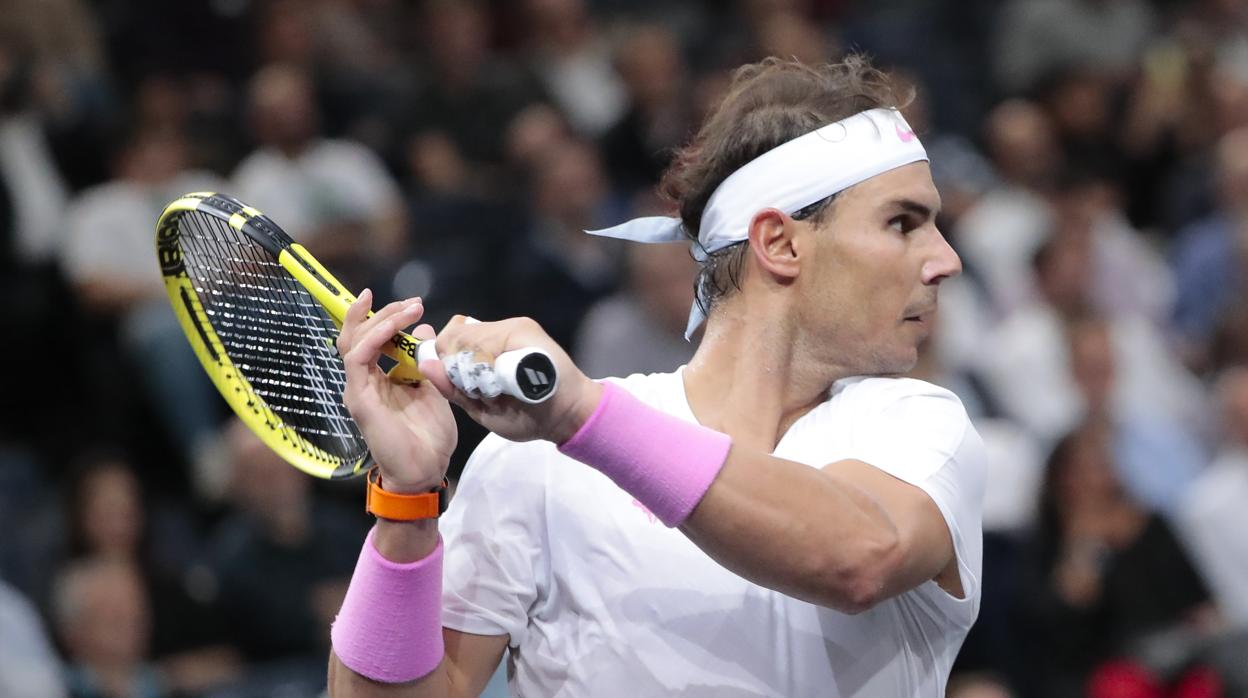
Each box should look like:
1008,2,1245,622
177,210,366,463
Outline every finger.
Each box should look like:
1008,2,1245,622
343,316,395,411
420,358,455,398
436,314,470,356
411,323,436,341
344,303,425,376
352,297,423,353
337,288,373,357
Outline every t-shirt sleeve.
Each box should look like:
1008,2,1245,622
440,434,549,647
840,379,986,625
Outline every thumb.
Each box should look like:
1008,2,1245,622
420,359,455,399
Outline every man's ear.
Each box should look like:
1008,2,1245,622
747,207,802,282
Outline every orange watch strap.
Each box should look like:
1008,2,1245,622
365,467,448,521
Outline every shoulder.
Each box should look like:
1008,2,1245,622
833,377,973,437
827,376,985,486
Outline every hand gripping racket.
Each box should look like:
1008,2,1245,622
156,192,558,479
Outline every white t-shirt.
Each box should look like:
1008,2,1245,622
441,370,985,697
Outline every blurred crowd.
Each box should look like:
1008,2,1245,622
2,0,1248,696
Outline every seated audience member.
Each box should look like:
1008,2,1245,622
503,138,625,349
231,62,406,287
520,0,627,138
63,452,240,694
386,0,545,174
954,100,1061,318
983,228,1206,448
1066,316,1205,516
1178,367,1248,628
53,558,165,698
1020,422,1214,698
599,24,694,195
202,419,368,666
1171,127,1248,371
58,129,226,463
574,240,698,378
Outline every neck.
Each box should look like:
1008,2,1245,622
683,296,848,451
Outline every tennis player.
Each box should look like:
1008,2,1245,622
329,56,984,697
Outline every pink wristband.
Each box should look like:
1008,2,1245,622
558,381,732,526
330,528,444,683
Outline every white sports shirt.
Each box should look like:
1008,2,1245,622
441,369,985,697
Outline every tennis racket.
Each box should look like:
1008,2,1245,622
155,192,558,480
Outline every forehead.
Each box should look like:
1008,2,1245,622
833,161,941,212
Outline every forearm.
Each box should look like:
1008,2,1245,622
682,450,902,613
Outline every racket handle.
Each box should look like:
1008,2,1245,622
416,341,559,405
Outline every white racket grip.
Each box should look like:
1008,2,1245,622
416,340,558,404
494,348,559,404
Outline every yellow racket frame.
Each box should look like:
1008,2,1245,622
156,192,426,479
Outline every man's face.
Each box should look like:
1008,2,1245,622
798,162,960,375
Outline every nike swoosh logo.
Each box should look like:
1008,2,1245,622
895,123,916,142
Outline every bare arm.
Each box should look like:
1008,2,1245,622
683,452,959,614
327,521,509,698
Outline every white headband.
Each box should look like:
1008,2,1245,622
588,107,928,339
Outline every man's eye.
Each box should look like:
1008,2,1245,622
888,215,916,233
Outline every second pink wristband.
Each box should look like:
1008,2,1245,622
558,381,732,526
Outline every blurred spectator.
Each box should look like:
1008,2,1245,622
0,580,67,698
1172,126,1248,370
1066,316,1205,516
232,62,406,287
754,10,836,67
202,418,367,666
1178,367,1248,630
0,0,117,190
575,240,698,378
1170,0,1248,87
521,0,627,137
1036,68,1124,180
255,0,408,148
993,0,1159,94
385,0,545,174
0,35,70,272
600,24,694,196
503,138,625,349
982,205,1205,449
62,453,241,694
955,100,1060,317
1056,168,1174,325
59,129,225,464
1019,421,1213,698
53,558,165,698
0,32,82,457
504,102,573,178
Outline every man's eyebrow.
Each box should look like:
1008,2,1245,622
888,198,942,219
